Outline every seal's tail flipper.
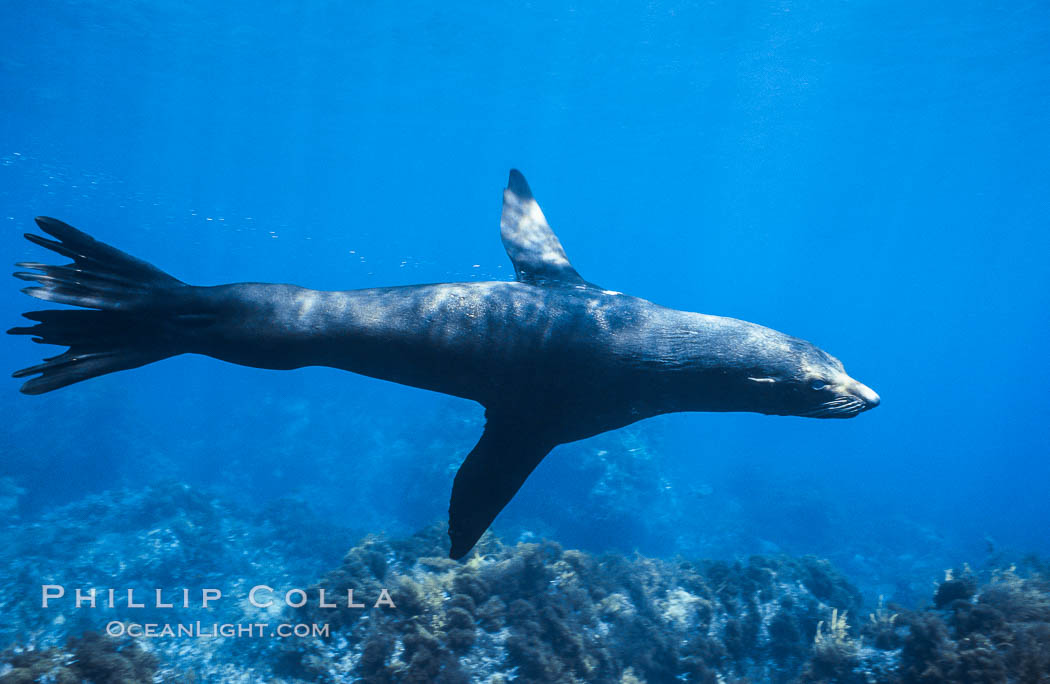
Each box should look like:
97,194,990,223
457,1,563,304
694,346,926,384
448,414,555,559
9,217,188,394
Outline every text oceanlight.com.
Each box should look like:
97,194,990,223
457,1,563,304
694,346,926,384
105,621,330,639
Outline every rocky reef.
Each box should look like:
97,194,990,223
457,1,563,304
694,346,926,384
0,480,355,680
0,483,1047,683
0,632,157,684
278,525,867,683
262,539,1050,683
888,564,1050,683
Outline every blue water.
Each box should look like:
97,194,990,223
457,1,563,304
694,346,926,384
2,0,1048,585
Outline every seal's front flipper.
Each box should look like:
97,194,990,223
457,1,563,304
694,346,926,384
448,415,555,559
500,170,589,287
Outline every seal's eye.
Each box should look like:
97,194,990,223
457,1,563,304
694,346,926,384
810,379,828,391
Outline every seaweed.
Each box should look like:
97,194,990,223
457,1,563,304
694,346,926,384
3,482,1048,683
893,565,1050,683
0,632,158,684
279,528,879,683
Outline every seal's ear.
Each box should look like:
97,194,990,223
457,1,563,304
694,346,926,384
500,170,588,287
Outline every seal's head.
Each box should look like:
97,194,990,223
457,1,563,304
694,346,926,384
729,327,880,419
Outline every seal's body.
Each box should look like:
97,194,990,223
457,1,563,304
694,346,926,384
10,170,879,558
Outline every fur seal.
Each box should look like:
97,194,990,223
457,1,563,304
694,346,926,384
10,170,879,559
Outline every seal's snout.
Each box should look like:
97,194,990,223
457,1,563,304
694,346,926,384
853,382,880,411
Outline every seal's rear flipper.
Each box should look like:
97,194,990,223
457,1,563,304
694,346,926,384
448,415,555,559
16,217,183,307
9,217,188,394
